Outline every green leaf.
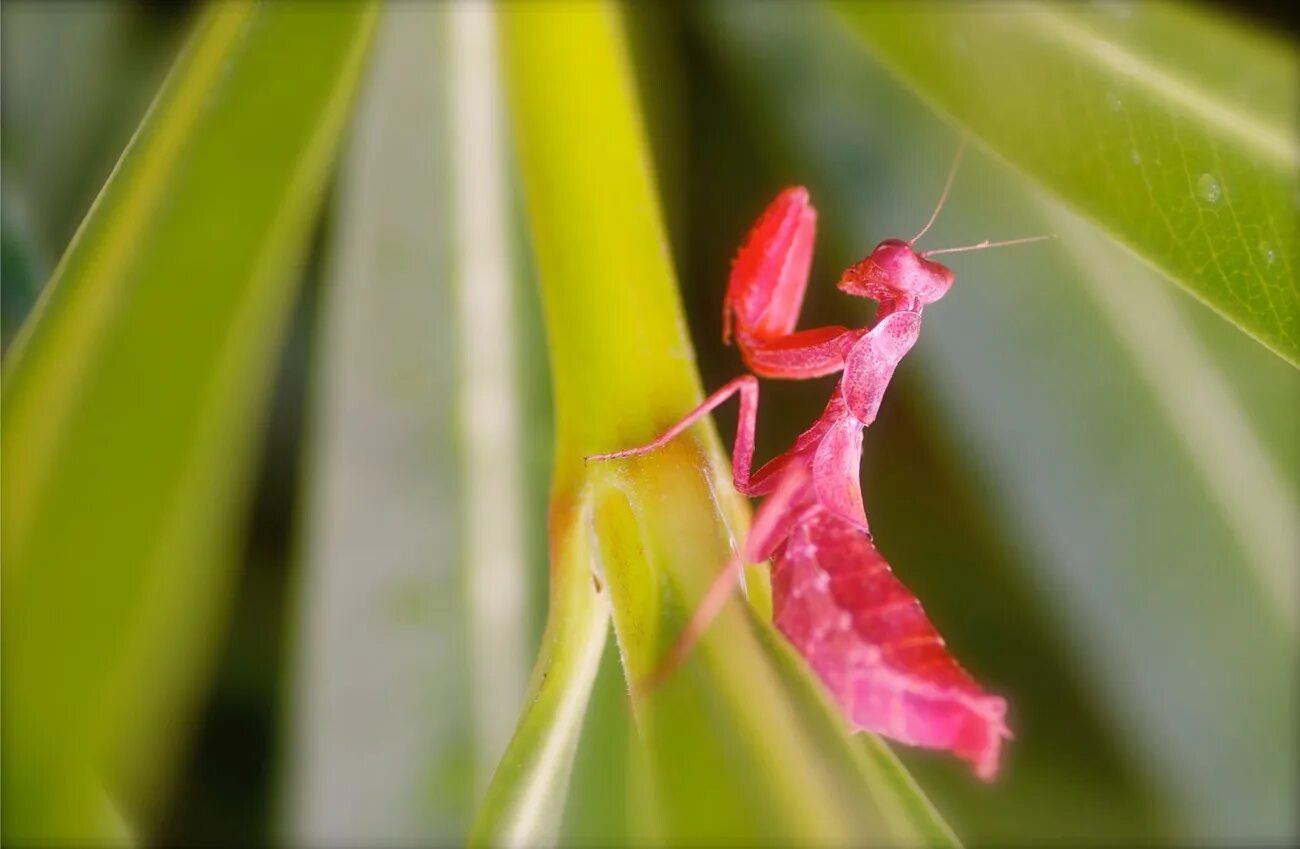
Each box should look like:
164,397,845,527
444,1,536,802
832,2,1300,366
1,3,378,841
695,3,1297,843
282,4,475,843
473,2,955,845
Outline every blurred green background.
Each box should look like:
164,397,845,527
2,1,1296,846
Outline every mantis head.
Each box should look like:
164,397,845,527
834,137,1055,307
837,239,954,305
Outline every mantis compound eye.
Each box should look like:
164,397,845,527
837,239,954,305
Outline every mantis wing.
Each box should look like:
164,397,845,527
771,506,1011,780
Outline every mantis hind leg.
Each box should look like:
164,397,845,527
634,465,811,698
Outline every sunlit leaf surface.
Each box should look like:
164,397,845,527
834,1,1300,366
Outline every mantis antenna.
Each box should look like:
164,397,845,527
909,132,969,246
921,234,1058,258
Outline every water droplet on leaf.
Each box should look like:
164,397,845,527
1259,241,1276,264
1196,173,1222,204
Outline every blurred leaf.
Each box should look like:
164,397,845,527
469,499,614,847
833,1,1300,366
697,3,1297,843
474,2,955,845
446,0,535,801
1,2,378,841
282,4,472,844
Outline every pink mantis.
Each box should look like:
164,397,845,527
589,145,1052,780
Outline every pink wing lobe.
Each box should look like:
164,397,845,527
772,507,1011,780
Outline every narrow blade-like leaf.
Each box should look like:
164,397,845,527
283,4,472,843
1,3,378,840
